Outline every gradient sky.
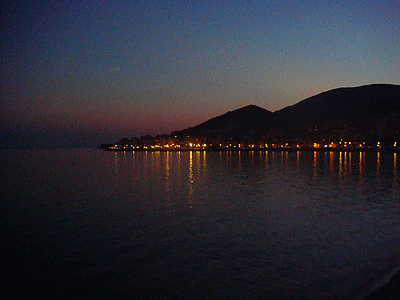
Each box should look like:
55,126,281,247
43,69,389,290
1,1,399,148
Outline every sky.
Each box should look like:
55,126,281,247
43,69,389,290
1,0,399,148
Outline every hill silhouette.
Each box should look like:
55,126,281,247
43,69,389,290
271,84,400,142
171,104,273,141
172,84,400,143
108,84,400,150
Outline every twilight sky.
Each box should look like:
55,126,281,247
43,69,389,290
1,1,399,148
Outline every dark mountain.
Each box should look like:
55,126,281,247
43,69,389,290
171,104,273,141
270,84,400,142
171,84,400,143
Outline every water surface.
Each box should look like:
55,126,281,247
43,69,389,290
2,149,399,299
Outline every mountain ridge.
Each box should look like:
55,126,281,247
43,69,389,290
171,84,400,143
171,84,400,139
269,83,400,141
171,104,273,141
109,84,400,150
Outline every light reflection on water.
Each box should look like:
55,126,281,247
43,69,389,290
1,149,400,299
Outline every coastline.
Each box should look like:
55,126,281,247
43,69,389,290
102,147,399,153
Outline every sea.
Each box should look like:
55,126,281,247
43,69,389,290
1,149,400,299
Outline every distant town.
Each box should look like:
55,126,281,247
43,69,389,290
102,135,398,152
102,84,400,152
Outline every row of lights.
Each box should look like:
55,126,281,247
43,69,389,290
112,141,398,150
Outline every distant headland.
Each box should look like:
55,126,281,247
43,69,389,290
102,84,400,152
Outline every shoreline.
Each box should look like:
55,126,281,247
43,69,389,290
102,147,399,153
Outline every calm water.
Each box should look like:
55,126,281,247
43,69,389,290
1,149,400,299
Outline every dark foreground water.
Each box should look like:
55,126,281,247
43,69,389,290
1,149,400,299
